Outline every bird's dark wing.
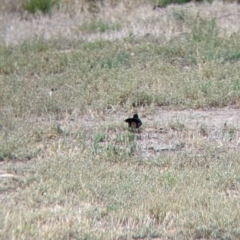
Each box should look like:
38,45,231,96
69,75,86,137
125,118,132,128
125,116,142,129
125,118,131,123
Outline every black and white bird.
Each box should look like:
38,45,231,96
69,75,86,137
125,114,142,132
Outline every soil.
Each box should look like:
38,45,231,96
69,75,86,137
75,107,240,159
138,107,240,158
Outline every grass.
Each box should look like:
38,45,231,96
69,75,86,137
1,149,240,239
22,0,59,14
1,2,240,240
1,25,240,116
79,20,121,34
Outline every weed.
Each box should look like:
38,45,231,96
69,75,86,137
222,123,236,141
154,0,192,8
169,119,185,131
199,124,208,137
23,0,59,14
79,20,121,34
92,131,106,154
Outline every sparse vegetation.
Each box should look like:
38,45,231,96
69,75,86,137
1,1,240,239
22,0,59,14
153,0,209,8
79,20,121,33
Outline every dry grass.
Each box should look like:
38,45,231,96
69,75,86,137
1,1,240,239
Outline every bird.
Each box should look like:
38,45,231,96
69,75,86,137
125,114,142,132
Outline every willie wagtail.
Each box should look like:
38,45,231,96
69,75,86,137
125,114,142,131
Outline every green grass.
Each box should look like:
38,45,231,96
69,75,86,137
1,7,240,240
1,20,240,117
153,0,213,8
22,0,59,14
79,20,121,34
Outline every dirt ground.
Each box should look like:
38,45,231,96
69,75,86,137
94,107,240,159
140,107,240,157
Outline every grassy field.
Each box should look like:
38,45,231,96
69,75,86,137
1,1,240,239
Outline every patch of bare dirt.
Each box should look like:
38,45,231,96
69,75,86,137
137,107,240,158
55,107,240,159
